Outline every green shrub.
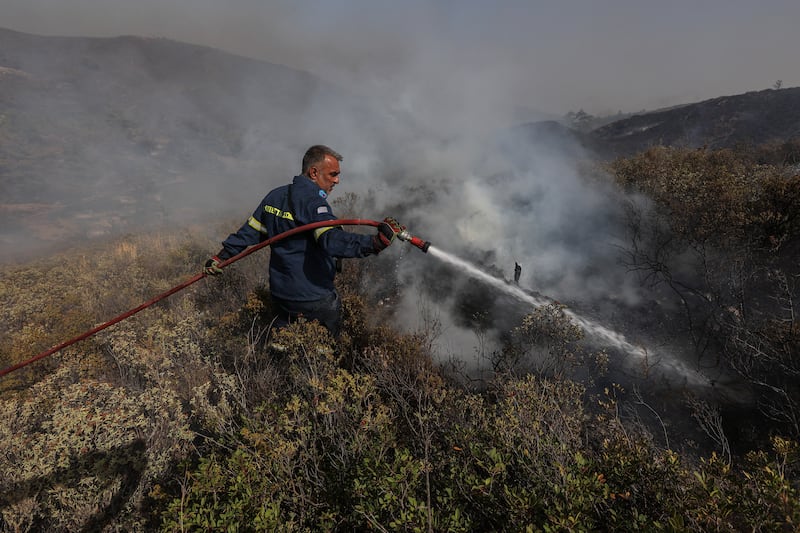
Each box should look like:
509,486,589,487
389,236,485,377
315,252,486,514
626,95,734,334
0,366,193,531
2,212,799,531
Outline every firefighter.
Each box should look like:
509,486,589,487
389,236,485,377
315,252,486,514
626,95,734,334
514,262,521,284
204,144,403,337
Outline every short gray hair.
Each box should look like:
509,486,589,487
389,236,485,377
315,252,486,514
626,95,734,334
302,145,343,174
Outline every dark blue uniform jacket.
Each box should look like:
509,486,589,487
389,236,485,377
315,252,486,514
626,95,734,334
218,175,377,301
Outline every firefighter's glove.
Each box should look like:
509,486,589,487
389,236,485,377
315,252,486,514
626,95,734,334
373,217,405,252
204,256,223,276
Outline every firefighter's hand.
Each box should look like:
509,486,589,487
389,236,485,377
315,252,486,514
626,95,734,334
204,256,223,275
373,217,405,252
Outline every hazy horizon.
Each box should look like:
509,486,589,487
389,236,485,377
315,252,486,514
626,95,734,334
1,0,798,120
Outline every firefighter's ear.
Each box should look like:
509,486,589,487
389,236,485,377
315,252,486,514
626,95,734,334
307,166,323,187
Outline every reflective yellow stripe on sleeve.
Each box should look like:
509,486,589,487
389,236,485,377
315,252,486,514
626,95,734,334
313,226,338,241
248,215,268,235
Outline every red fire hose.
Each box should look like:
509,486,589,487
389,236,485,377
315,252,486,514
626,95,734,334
0,219,430,379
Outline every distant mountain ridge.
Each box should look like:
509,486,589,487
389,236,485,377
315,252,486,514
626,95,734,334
0,26,348,195
0,27,370,254
507,87,800,160
589,87,800,156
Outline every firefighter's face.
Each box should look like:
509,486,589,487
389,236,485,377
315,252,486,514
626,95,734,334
308,155,341,194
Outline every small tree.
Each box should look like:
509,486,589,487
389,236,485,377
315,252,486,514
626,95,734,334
564,109,595,131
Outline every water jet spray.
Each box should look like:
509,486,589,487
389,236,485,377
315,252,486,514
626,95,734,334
424,244,714,389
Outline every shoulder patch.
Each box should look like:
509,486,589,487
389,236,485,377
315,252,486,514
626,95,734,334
318,190,327,199
317,205,330,214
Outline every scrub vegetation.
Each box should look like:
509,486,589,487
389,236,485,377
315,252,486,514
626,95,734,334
611,142,800,444
1,143,799,531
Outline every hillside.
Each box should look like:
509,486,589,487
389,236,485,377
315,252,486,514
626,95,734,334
506,88,800,161
0,27,373,256
590,87,800,156
1,150,798,528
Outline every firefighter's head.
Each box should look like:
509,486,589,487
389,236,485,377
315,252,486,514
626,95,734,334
303,145,342,194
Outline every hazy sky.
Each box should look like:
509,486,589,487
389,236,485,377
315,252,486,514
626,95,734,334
1,0,798,118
